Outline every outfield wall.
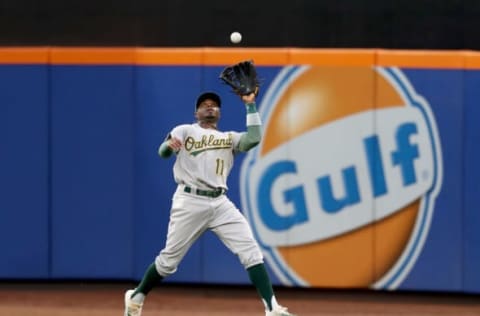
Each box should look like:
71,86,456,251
0,48,479,293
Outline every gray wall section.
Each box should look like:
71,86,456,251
0,0,480,49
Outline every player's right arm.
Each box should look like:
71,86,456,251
158,136,182,158
158,135,173,158
158,126,185,158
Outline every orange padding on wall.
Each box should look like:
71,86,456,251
1,47,480,68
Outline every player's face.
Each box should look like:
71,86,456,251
195,99,221,123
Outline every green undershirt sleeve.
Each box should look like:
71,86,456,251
238,103,262,152
158,141,173,158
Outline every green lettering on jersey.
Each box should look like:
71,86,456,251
185,133,234,156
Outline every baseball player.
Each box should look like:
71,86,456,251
124,91,296,316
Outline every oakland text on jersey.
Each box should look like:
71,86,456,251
185,133,234,156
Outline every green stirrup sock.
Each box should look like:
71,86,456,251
132,263,163,298
247,263,274,310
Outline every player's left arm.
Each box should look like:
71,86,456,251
238,93,262,152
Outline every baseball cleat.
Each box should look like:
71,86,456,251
124,289,143,316
266,305,297,316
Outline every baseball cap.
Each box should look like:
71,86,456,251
195,92,221,110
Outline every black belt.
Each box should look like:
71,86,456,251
183,186,226,198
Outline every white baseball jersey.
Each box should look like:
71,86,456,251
155,111,264,277
169,123,243,190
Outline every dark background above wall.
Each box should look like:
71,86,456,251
0,0,479,49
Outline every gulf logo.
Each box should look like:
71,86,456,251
240,66,443,289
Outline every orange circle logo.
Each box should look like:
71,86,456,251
240,66,443,289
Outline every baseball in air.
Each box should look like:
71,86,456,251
230,31,242,44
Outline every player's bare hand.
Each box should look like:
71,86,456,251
241,92,256,104
168,137,182,152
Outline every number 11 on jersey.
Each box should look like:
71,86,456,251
216,158,224,176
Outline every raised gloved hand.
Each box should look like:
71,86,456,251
219,60,260,96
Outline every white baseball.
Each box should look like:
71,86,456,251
230,32,242,44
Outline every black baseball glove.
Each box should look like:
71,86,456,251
219,60,260,96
